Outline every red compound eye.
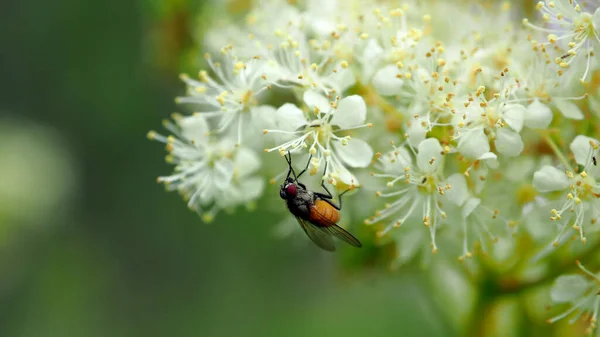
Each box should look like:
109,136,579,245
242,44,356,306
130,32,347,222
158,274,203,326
286,184,297,197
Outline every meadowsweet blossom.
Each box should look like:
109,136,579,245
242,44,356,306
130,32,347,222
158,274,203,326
176,47,270,144
367,138,449,253
549,261,600,334
146,1,600,330
264,92,373,186
147,114,263,221
523,0,600,82
532,135,600,246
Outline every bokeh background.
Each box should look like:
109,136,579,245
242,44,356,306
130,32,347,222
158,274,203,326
0,1,547,336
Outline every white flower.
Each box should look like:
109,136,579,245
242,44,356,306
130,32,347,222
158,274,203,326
452,84,527,158
532,135,600,245
523,0,600,82
445,174,517,261
148,114,263,222
261,31,356,96
548,262,600,334
176,48,269,144
264,93,373,186
367,138,449,253
524,99,553,129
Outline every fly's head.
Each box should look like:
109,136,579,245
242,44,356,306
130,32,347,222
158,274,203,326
280,178,298,200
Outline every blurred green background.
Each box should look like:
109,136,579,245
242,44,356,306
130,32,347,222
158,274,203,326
0,1,459,336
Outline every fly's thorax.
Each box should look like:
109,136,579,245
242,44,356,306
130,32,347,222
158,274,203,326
286,187,314,219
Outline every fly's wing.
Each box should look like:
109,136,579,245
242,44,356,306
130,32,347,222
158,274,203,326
296,217,336,252
309,206,362,248
321,225,362,248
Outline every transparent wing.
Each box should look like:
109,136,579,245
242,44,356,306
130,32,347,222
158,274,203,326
296,217,336,252
309,204,363,248
321,224,362,248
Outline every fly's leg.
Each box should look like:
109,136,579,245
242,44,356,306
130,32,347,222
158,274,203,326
315,160,351,210
284,151,298,181
296,154,313,180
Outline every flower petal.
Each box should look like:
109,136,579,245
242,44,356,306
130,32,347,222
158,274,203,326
570,135,600,166
457,128,490,159
333,138,373,168
445,174,469,207
462,198,481,219
380,147,412,175
250,105,277,130
550,274,589,304
533,165,569,192
502,104,525,132
406,119,427,148
275,103,307,131
179,114,209,143
213,157,235,190
417,138,443,173
524,99,553,129
372,64,403,96
234,147,261,177
554,99,584,120
329,95,367,130
237,176,265,202
495,128,524,157
303,90,330,114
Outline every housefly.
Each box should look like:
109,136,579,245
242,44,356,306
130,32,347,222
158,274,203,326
279,152,362,251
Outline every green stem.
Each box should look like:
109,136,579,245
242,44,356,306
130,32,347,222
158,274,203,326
543,133,573,172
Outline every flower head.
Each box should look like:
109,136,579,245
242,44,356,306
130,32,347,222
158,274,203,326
176,47,270,144
548,261,600,334
367,138,449,253
533,135,600,245
264,93,373,186
148,114,263,221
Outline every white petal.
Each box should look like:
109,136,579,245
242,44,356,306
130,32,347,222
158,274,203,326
234,147,261,177
335,165,359,186
502,104,525,132
554,100,584,120
532,165,569,192
179,114,209,143
495,129,524,157
372,64,403,96
570,135,600,166
406,119,427,148
525,99,553,129
213,158,234,190
250,105,277,130
303,90,330,113
462,198,481,219
457,128,490,159
333,138,373,168
330,68,356,93
550,274,589,304
238,177,265,202
275,103,307,131
330,95,367,129
380,148,412,175
363,39,383,62
445,174,469,207
417,138,442,173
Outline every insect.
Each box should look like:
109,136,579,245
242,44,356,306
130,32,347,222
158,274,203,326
279,152,362,251
593,156,597,166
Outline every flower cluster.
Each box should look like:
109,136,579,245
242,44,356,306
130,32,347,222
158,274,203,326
149,0,600,332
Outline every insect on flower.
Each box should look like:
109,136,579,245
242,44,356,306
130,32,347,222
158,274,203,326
279,152,362,252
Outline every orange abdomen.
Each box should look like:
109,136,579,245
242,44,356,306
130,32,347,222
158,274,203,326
309,200,340,226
